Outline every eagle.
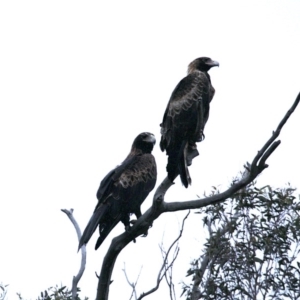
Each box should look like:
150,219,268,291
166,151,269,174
78,132,157,250
160,57,219,188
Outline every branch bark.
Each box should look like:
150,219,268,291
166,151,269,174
96,92,300,300
61,208,87,300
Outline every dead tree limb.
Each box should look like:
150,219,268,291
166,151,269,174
96,92,300,300
122,263,143,300
61,208,87,300
137,211,189,300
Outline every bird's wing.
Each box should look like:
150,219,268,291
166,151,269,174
96,154,156,248
78,157,137,251
78,154,156,250
118,154,157,190
160,71,210,150
111,154,157,215
96,156,137,203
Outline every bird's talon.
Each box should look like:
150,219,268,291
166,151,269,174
125,225,131,232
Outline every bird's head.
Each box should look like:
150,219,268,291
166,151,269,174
132,132,156,154
188,57,219,74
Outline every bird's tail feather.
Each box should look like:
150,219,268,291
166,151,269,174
78,206,107,251
167,140,191,187
94,216,121,250
178,143,191,188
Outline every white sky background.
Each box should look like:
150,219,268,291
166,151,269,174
0,1,300,299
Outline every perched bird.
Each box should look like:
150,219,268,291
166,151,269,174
160,57,219,188
78,132,157,250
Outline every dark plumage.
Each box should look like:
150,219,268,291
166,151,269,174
160,57,219,188
78,132,157,250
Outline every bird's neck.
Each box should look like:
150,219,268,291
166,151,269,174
128,148,143,157
205,72,212,83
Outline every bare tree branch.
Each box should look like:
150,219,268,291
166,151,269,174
122,263,143,300
0,283,8,300
163,244,179,300
96,93,300,300
137,211,190,300
61,208,87,300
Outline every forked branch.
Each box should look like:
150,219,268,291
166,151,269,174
96,92,300,300
137,211,190,300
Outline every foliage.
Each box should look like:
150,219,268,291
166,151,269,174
16,285,88,300
182,181,300,300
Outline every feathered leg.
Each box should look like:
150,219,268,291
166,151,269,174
186,142,199,166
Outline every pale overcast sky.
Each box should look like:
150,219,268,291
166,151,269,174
0,1,300,299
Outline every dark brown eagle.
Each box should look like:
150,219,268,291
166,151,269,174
160,57,219,188
78,132,157,250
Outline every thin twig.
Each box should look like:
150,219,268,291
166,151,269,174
164,245,179,300
137,211,190,300
61,208,87,300
122,263,143,300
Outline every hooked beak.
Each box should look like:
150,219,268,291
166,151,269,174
207,59,219,67
145,133,156,145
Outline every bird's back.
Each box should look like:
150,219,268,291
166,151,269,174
78,151,156,250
